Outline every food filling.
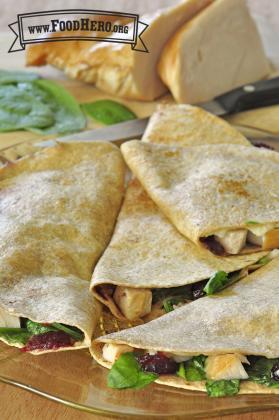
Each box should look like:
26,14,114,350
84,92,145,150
201,224,279,256
103,346,279,397
97,251,278,321
0,317,84,351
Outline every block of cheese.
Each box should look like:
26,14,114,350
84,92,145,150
158,0,270,104
26,0,212,100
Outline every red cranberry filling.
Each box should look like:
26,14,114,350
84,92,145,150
22,331,74,352
137,352,178,374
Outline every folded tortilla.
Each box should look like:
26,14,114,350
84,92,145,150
91,256,279,394
121,140,279,256
91,178,267,319
0,141,125,353
142,104,249,146
91,105,268,320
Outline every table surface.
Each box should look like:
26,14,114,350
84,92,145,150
1,1,279,418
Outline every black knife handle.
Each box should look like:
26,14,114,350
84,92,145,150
217,77,279,114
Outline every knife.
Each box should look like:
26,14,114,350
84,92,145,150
52,76,279,143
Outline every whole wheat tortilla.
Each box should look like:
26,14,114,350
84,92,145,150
91,178,267,318
91,257,279,394
143,104,249,146
91,105,266,319
0,141,125,353
121,140,279,248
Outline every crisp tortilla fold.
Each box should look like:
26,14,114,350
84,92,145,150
91,257,279,394
0,142,125,353
91,105,266,318
121,140,279,249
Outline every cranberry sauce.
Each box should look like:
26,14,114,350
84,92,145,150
137,352,178,374
22,331,75,352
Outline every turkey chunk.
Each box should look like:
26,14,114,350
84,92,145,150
113,286,152,320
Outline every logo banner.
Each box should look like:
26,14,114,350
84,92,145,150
8,9,149,53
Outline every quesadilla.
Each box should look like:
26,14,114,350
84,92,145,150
0,141,125,354
91,256,279,396
92,177,272,321
142,104,249,146
121,140,279,256
91,105,273,321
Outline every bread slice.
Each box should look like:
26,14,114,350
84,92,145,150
26,0,212,101
158,0,270,104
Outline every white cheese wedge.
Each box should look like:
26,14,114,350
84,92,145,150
214,229,247,254
206,354,249,380
158,0,270,104
0,308,20,328
113,286,152,320
102,343,134,364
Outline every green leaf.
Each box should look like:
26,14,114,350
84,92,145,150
108,352,157,389
82,100,136,125
34,79,86,134
203,271,228,295
0,69,40,85
52,323,84,341
256,256,270,266
205,379,240,397
26,319,56,335
246,357,279,388
162,295,188,313
0,328,31,345
204,270,242,295
178,356,206,381
0,77,86,134
245,220,260,225
0,84,54,132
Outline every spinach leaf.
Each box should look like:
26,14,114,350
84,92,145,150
0,84,54,131
256,256,270,266
177,355,206,381
205,379,240,397
203,270,242,295
33,79,86,134
162,295,189,313
82,100,136,125
0,69,40,85
245,221,260,225
0,327,31,345
0,75,86,134
246,357,279,388
26,320,83,341
26,320,56,335
108,352,157,389
52,323,84,341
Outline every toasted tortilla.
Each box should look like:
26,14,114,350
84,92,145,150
121,140,279,253
0,142,125,353
91,178,267,318
91,257,279,394
91,105,266,319
142,104,249,146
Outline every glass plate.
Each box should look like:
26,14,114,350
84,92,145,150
0,139,279,419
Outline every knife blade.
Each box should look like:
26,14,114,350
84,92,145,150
55,76,279,143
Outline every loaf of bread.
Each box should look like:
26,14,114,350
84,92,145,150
26,0,212,101
158,0,270,104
